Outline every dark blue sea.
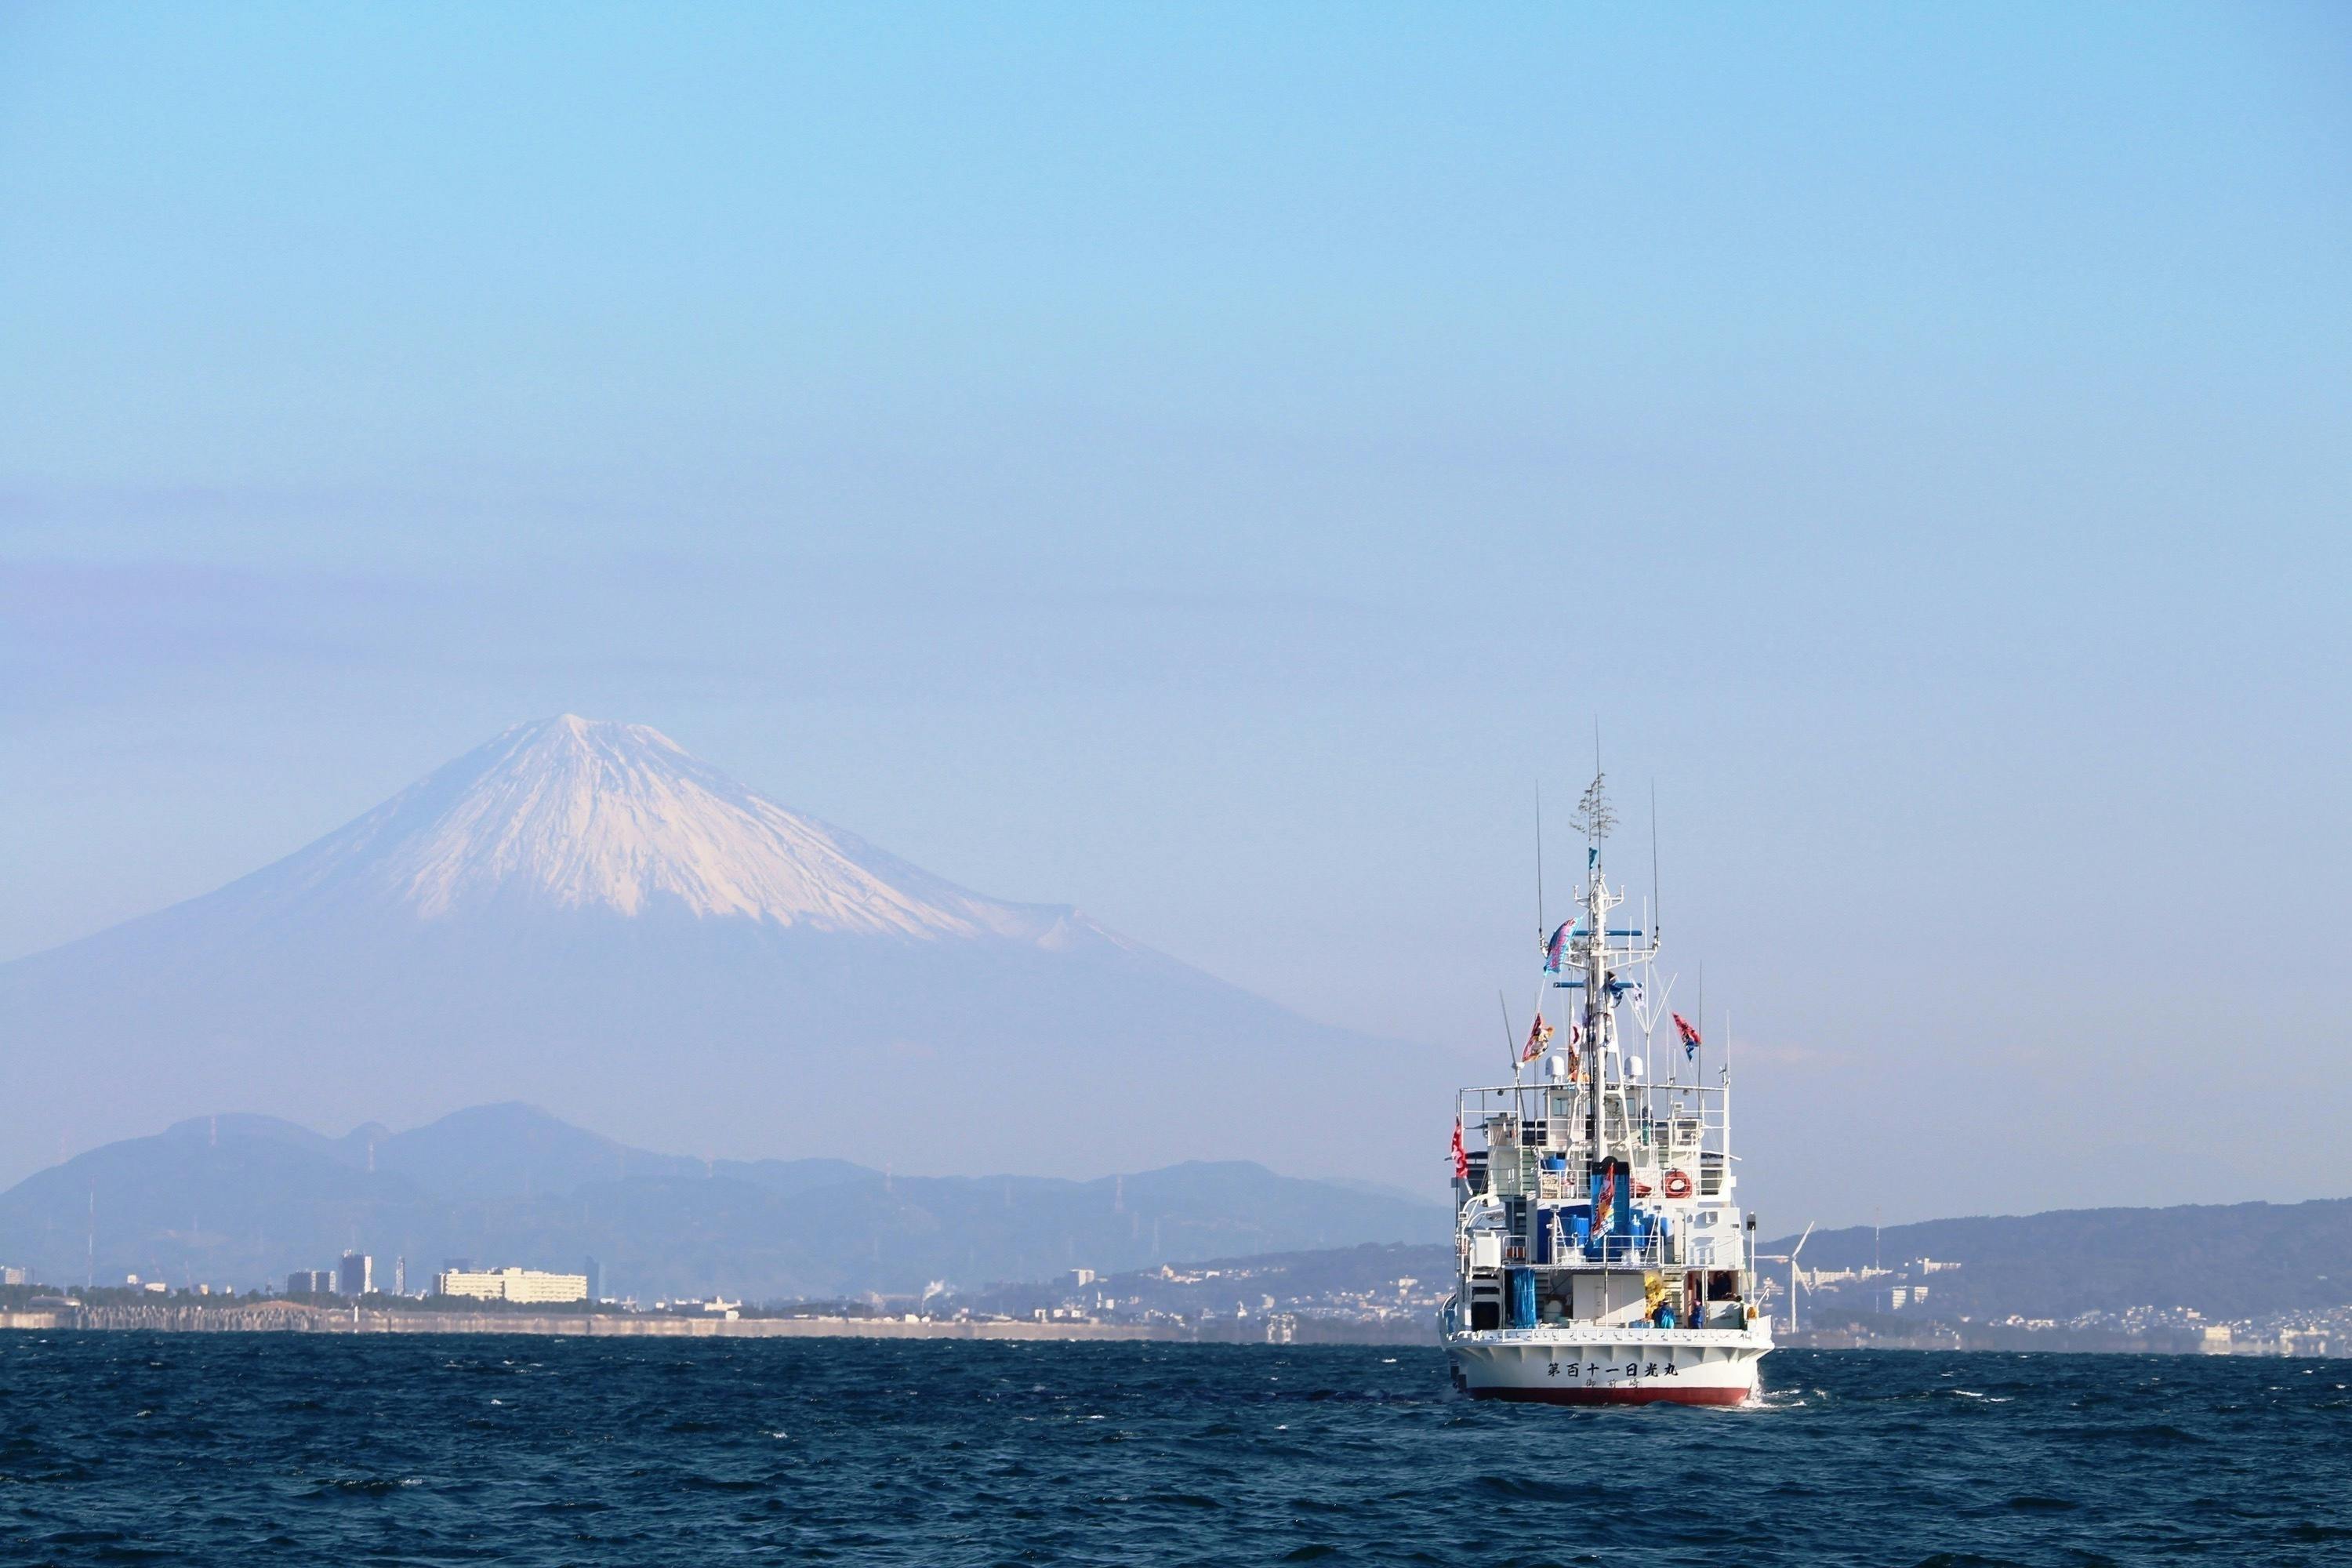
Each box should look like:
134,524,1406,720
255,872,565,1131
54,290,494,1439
3,1335,2349,1566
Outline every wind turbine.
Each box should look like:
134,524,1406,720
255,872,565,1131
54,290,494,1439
1786,1221,1816,1334
1755,1221,1817,1336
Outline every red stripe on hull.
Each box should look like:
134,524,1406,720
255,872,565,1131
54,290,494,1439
1470,1384,1750,1406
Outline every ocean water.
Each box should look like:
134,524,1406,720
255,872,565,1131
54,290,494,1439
2,1335,2348,1566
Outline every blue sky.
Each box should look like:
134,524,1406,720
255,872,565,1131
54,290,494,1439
4,4,2347,1221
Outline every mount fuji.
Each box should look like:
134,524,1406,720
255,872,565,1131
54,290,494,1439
1,717,1438,1189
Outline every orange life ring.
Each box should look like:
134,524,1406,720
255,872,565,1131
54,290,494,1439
1661,1169,1693,1199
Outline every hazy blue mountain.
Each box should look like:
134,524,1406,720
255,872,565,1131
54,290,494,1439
371,1102,697,1198
0,1104,1450,1300
1766,1200,2352,1320
0,716,1445,1190
0,1115,448,1293
16,1100,2343,1322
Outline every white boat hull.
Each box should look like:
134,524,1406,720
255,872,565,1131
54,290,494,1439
1441,1323,1771,1406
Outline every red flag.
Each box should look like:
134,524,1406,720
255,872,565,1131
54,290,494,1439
1521,1012,1554,1064
1450,1116,1468,1181
1672,1011,1702,1056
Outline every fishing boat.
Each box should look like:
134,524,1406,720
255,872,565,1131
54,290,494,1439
1439,772,1770,1405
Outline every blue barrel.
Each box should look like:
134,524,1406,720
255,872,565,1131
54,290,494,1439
1504,1266,1537,1329
1534,1208,1554,1265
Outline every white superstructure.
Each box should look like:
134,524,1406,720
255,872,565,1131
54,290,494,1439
1441,772,1771,1405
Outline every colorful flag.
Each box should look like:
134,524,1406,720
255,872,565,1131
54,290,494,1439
1520,1013,1555,1064
1673,1011,1702,1058
1594,1166,1616,1227
1543,921,1572,971
1450,1116,1468,1182
1587,845,1598,870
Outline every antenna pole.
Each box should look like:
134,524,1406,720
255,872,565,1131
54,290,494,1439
1650,780,1661,947
1535,782,1545,948
1499,990,1519,1083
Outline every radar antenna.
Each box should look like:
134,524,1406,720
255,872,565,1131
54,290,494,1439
1571,771,1616,846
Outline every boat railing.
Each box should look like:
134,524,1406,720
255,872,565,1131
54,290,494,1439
1457,1081,1732,1141
1474,1214,1686,1271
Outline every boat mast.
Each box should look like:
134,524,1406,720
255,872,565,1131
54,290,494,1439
1574,771,1614,1158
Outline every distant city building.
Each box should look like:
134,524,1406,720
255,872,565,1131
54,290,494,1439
339,1252,373,1298
394,1255,407,1295
1,1265,29,1286
286,1269,335,1295
583,1256,603,1301
433,1267,589,1304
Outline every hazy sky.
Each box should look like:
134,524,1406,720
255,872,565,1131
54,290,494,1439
4,5,2347,1224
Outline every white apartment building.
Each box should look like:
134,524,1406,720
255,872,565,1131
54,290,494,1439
432,1266,590,1304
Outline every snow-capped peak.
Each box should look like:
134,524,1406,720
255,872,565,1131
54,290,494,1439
252,715,1087,941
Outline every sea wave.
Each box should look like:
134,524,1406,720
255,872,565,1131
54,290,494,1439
0,1338,2343,1565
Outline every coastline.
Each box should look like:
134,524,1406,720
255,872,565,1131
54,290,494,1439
0,1305,1421,1344
0,1306,1185,1340
8,1311,2336,1356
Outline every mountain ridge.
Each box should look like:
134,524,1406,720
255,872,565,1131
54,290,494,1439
1764,1200,2352,1321
138,715,1112,942
0,1103,1450,1300
0,718,1446,1189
